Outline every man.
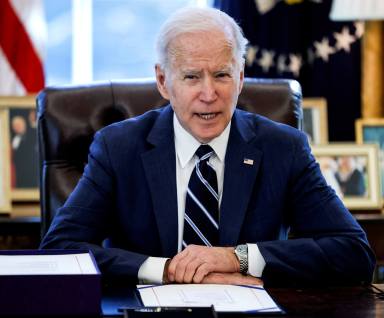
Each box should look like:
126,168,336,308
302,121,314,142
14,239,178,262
41,7,375,286
11,114,38,188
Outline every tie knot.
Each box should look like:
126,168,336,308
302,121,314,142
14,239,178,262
196,145,214,160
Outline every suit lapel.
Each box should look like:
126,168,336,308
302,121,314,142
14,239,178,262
219,110,262,246
141,106,178,257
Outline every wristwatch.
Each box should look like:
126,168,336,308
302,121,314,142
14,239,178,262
234,244,248,275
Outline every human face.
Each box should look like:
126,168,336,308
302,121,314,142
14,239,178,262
12,116,27,135
156,30,244,143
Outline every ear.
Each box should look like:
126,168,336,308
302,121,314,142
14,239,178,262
155,64,170,100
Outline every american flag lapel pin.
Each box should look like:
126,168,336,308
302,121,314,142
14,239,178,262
243,158,254,165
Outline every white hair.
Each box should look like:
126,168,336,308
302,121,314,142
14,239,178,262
155,6,248,69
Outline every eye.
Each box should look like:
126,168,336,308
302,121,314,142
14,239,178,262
215,72,231,78
184,74,198,80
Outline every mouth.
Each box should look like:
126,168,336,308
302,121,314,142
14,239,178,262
196,112,219,120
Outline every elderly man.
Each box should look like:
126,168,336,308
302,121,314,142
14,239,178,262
41,7,375,286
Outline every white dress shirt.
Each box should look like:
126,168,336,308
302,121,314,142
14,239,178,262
138,114,266,283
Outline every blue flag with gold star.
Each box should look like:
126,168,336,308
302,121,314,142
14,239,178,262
215,0,362,141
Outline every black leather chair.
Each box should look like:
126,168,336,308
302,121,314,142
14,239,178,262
37,78,302,237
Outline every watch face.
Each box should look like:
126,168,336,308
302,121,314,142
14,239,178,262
236,245,247,255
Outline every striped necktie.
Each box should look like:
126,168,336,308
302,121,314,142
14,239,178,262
183,145,219,248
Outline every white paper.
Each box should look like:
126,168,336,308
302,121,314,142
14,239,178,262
137,284,281,313
0,253,99,275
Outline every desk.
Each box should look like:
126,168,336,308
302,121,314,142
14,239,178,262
267,284,384,318
0,215,40,249
0,215,40,236
102,284,384,317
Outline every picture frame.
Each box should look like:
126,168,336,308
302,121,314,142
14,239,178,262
356,118,384,199
312,143,382,210
0,96,39,202
302,98,328,144
0,109,12,212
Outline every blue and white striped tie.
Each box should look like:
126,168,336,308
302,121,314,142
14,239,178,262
183,145,219,248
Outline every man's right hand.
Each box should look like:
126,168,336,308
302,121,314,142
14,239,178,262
167,245,239,283
162,259,171,284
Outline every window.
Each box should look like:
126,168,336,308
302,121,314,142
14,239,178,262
44,0,212,86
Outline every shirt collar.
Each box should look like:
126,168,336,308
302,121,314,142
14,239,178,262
173,113,231,168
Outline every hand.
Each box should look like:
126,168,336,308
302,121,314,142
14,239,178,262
167,245,240,283
201,272,263,285
162,259,171,284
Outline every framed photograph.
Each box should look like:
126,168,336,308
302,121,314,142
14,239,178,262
302,98,328,144
312,143,382,210
0,96,39,202
356,118,384,199
0,109,12,212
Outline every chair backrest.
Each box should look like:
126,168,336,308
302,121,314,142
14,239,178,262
37,78,302,236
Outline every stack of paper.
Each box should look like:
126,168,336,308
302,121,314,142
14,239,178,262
137,284,282,313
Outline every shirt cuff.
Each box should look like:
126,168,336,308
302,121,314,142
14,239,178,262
138,257,169,284
247,243,266,277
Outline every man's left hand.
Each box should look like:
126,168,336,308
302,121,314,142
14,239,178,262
201,272,263,285
167,245,239,283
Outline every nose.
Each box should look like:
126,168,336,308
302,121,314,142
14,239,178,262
199,77,217,103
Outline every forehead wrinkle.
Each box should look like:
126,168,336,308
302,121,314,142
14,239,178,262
167,31,235,67
171,41,233,60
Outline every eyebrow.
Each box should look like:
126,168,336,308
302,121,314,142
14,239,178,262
214,66,233,73
180,65,234,75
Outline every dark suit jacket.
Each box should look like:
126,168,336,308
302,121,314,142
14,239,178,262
40,105,375,286
13,128,39,188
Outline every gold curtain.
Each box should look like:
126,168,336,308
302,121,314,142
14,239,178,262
362,21,384,118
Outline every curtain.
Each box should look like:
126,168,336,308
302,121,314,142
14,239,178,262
215,0,363,141
362,21,384,118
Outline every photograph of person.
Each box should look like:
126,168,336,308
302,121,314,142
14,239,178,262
356,120,384,197
9,109,39,189
302,98,328,144
318,155,367,198
334,155,367,197
302,108,315,143
313,144,381,210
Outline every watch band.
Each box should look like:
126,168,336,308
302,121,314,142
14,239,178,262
234,244,248,275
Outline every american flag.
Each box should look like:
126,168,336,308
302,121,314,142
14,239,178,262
0,0,46,95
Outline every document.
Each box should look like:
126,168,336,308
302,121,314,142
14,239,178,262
0,253,99,275
137,284,282,313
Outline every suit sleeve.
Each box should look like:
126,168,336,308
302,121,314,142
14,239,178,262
40,130,148,282
257,132,376,287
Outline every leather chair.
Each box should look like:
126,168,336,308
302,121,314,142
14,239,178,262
37,78,302,237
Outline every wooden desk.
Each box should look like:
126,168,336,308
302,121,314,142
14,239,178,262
355,213,384,261
102,284,384,317
267,284,384,318
0,215,40,249
0,215,40,235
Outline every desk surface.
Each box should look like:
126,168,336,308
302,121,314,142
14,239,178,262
101,284,384,317
267,284,384,318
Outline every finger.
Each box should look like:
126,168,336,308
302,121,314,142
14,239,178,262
168,250,189,282
192,263,212,283
174,255,196,283
169,245,206,281
203,273,264,285
201,272,226,284
183,258,201,283
241,276,264,286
